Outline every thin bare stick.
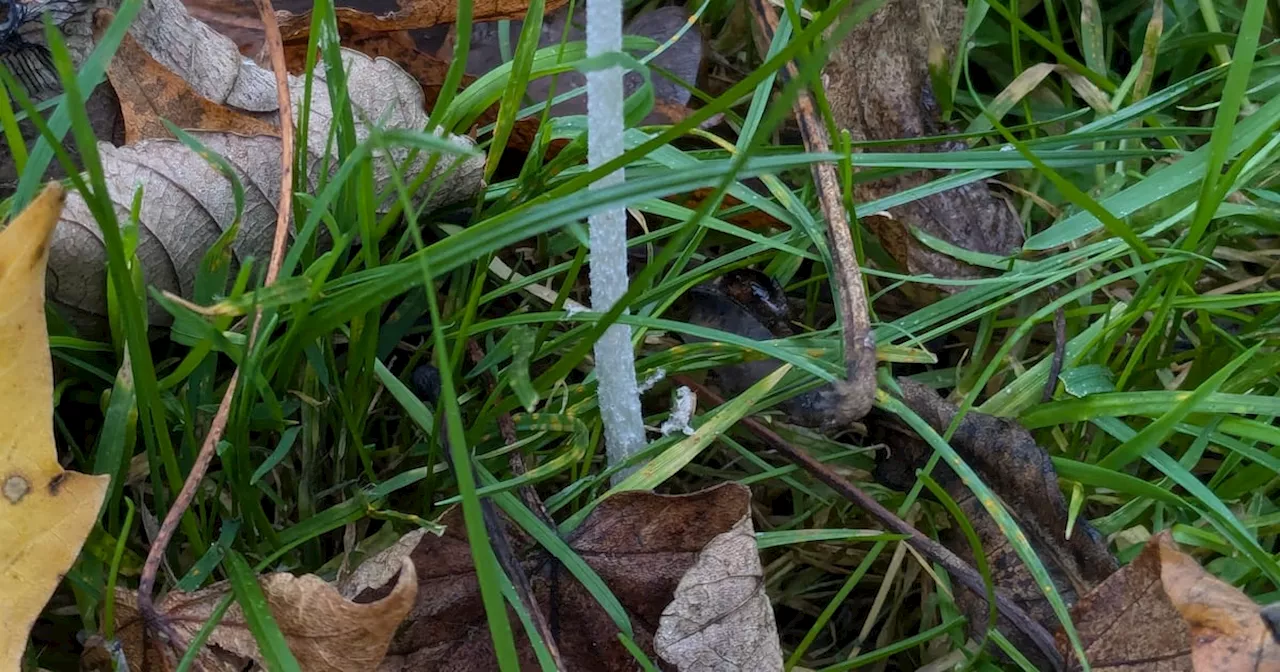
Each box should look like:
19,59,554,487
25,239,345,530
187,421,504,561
136,0,296,656
748,0,876,423
674,376,1065,671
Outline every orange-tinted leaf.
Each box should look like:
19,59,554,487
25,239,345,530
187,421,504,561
1061,531,1280,671
103,17,277,144
0,185,110,669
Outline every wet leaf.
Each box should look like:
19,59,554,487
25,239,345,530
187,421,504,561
0,184,110,669
105,27,277,144
83,559,418,672
872,379,1118,667
1062,530,1280,671
825,0,1024,300
683,269,867,431
345,482,782,671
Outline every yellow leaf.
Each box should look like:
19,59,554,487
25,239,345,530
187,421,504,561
0,184,110,668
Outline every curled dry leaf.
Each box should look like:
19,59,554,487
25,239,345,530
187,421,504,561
824,0,1024,300
182,0,267,56
0,184,110,669
344,482,782,671
872,379,1118,668
82,558,418,672
1062,530,1280,671
30,0,485,336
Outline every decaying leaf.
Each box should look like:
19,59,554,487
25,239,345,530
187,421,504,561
871,379,1118,667
345,482,782,671
3,0,484,336
824,0,1024,299
654,513,784,671
0,184,110,670
83,558,418,672
105,26,277,144
1062,531,1280,671
26,0,487,337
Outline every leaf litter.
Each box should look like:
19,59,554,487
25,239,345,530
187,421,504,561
7,0,1268,669
13,0,484,336
82,559,418,672
343,482,783,670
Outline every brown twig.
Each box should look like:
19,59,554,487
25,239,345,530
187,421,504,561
674,376,1065,671
747,0,877,424
136,0,295,657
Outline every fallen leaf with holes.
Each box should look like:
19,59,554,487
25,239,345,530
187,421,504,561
825,0,1023,302
0,184,110,670
1060,530,1280,671
106,27,277,144
344,482,782,670
81,559,417,672
870,378,1118,669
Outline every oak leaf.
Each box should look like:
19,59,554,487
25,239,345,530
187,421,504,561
1061,530,1280,671
345,482,783,671
83,558,418,672
0,184,110,669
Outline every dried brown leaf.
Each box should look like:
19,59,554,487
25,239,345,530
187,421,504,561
825,0,1023,301
347,483,781,671
105,26,277,144
1062,531,1280,671
83,559,417,672
276,0,570,42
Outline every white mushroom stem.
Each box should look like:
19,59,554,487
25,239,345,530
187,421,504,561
587,0,646,481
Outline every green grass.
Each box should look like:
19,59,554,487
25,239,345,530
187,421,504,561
5,0,1280,669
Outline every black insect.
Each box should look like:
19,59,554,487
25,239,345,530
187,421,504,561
0,0,72,95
